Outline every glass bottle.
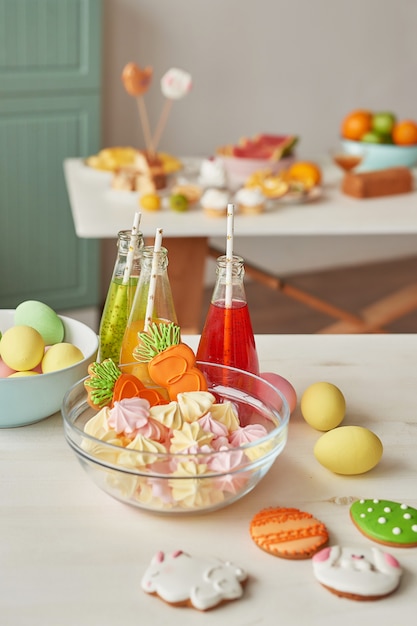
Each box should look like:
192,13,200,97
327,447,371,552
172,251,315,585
119,245,178,380
98,229,144,362
197,254,260,375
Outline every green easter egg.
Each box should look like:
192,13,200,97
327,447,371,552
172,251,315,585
15,300,64,345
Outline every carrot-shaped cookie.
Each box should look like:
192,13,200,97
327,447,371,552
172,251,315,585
133,322,208,400
84,359,122,409
84,358,166,410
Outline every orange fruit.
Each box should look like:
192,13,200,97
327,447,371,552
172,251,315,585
341,110,373,141
287,161,322,189
261,176,289,199
392,120,417,146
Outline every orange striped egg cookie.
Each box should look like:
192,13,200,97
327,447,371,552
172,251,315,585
250,507,329,559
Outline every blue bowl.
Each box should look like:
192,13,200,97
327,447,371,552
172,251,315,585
341,139,417,171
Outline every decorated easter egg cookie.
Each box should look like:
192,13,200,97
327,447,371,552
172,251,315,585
250,507,329,559
350,499,417,547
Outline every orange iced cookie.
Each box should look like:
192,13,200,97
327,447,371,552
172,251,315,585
250,507,329,559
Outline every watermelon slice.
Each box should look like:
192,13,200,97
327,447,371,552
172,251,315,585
232,134,298,160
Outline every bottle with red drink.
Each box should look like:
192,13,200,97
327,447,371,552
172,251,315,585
196,254,259,375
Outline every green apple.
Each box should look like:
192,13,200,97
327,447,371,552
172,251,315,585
169,193,189,212
372,111,396,136
361,131,383,143
379,133,394,144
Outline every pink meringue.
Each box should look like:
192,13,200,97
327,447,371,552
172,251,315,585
228,423,268,447
208,447,249,494
197,412,229,438
108,397,151,436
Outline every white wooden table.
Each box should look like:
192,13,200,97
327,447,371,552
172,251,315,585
2,334,417,625
64,158,417,238
64,159,417,334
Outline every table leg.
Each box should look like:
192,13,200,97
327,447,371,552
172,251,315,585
147,236,208,334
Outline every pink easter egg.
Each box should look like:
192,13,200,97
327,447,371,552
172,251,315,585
260,372,297,414
0,357,16,378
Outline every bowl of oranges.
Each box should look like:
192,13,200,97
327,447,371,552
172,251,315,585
339,110,417,171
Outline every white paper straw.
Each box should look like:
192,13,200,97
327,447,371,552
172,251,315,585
225,203,235,308
122,211,141,285
144,228,163,331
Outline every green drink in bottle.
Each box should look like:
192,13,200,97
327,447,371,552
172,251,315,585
99,226,143,362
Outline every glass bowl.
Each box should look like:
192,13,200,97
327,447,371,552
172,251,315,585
61,362,290,514
341,139,417,171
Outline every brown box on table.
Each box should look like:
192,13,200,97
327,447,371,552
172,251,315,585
341,167,413,199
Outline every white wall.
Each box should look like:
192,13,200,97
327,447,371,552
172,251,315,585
100,0,417,290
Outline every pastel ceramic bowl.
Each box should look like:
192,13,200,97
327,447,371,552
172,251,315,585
218,155,295,189
62,362,290,514
341,139,417,171
0,310,98,428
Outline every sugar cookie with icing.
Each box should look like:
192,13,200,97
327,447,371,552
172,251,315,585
312,545,402,601
350,498,417,547
141,550,247,611
249,507,329,559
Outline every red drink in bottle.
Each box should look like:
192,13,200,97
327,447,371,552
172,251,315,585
197,298,259,375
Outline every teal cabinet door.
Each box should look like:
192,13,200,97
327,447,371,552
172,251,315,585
0,0,101,311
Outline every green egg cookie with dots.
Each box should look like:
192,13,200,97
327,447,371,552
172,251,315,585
350,498,417,547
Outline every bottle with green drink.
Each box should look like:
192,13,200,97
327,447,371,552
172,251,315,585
98,228,144,362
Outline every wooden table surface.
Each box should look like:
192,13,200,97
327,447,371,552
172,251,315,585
2,333,417,625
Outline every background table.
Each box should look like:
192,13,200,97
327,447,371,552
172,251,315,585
2,334,417,625
64,159,417,332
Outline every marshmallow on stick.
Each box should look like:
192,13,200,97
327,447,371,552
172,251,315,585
152,68,192,153
121,62,154,155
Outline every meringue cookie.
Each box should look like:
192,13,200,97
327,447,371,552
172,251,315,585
177,391,216,423
229,424,268,447
108,397,151,436
210,401,240,431
170,422,214,454
150,401,183,430
119,434,167,467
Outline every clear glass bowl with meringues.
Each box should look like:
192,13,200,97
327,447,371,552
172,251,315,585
62,358,290,515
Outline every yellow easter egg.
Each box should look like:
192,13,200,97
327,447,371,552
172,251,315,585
301,381,346,431
0,325,45,371
314,426,383,475
41,343,84,373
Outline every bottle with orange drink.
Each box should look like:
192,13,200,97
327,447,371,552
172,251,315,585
119,246,177,386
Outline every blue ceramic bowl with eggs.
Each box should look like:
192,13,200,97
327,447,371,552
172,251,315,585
0,308,98,428
341,139,417,171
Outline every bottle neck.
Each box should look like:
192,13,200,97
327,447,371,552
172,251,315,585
212,255,246,305
139,246,169,277
113,229,144,280
127,246,177,325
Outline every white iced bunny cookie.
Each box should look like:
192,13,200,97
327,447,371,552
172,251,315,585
312,545,402,601
141,550,248,611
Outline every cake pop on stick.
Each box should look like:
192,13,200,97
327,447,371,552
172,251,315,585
152,68,192,153
121,62,154,156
